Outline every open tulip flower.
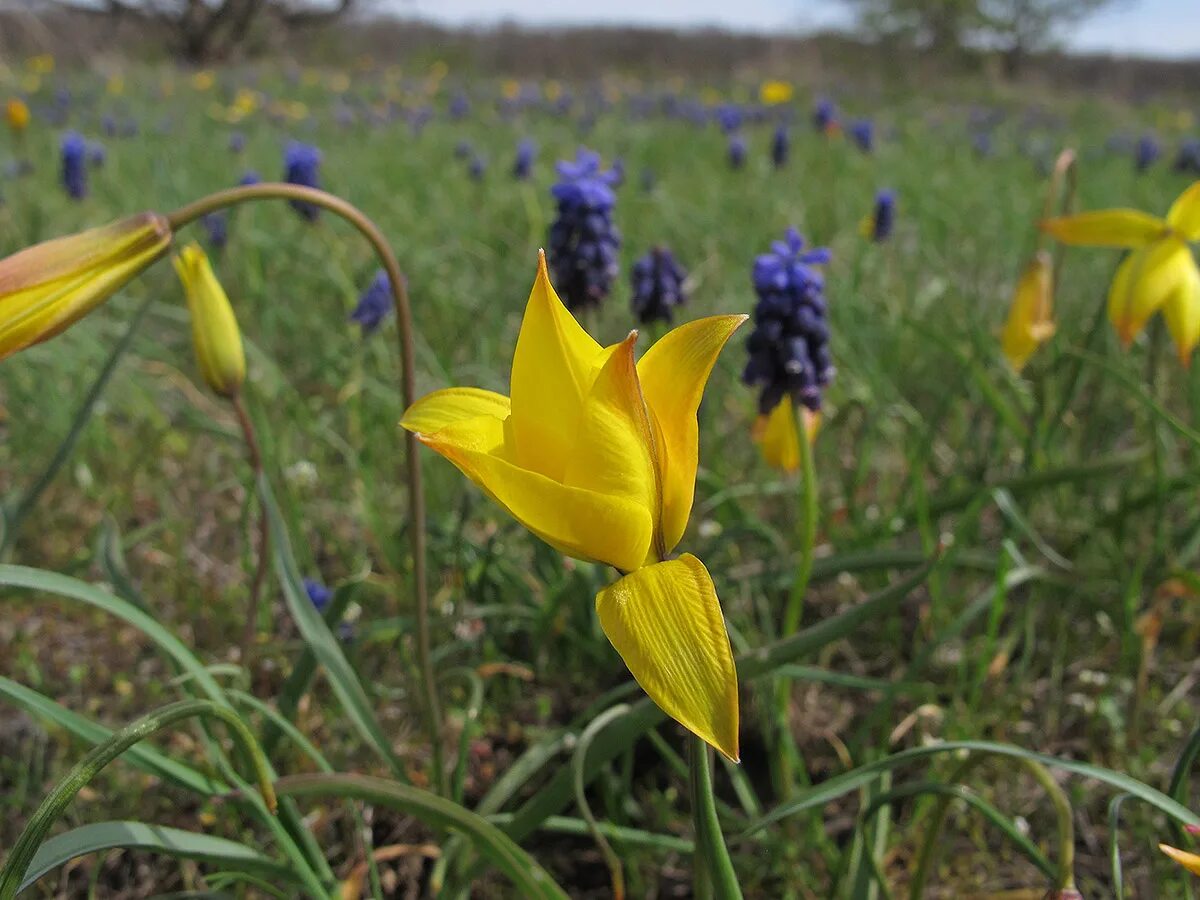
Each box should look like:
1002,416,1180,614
1041,181,1200,365
402,252,746,760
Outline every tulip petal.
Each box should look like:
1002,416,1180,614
401,387,511,435
417,414,654,573
563,332,662,563
1161,257,1200,366
508,251,603,480
1001,252,1055,372
753,399,819,473
636,315,747,553
1167,181,1200,241
1108,238,1192,345
595,554,739,761
1160,844,1200,877
1040,209,1166,248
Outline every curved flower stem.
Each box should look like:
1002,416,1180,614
231,393,270,666
168,183,443,794
688,735,744,900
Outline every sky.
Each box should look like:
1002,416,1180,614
398,0,1200,59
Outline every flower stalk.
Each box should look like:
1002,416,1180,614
231,393,270,663
167,182,444,793
688,735,744,900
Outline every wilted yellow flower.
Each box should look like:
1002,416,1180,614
401,253,745,760
0,213,171,361
502,79,521,101
106,75,125,96
174,243,245,398
753,399,819,473
5,98,29,134
191,70,215,92
1001,251,1056,371
329,72,351,93
1042,181,1200,365
760,80,794,105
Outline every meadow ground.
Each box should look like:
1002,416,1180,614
0,62,1198,897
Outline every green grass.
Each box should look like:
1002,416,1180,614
0,63,1197,897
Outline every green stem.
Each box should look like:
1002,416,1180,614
688,736,744,900
783,405,818,635
1038,279,1109,459
774,405,819,794
167,183,444,795
232,393,270,666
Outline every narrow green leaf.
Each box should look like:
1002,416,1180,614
256,473,407,779
275,773,569,900
19,822,295,892
0,700,277,899
0,566,226,704
744,740,1200,835
0,676,225,796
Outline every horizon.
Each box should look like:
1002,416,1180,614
391,0,1200,60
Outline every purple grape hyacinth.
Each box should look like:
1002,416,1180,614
60,132,87,199
546,147,622,313
350,269,394,336
630,247,688,325
283,141,322,221
869,190,896,242
742,228,834,414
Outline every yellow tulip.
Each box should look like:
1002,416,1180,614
401,253,746,760
0,213,171,361
753,398,819,473
5,98,29,134
174,243,245,398
1001,251,1056,371
1041,181,1200,365
1161,843,1200,876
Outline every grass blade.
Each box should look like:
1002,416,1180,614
256,472,407,780
19,822,294,893
274,773,570,900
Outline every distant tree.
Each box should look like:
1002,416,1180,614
977,0,1119,75
844,0,1119,72
44,0,359,62
843,0,980,56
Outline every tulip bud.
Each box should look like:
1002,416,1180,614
173,243,245,397
1001,251,1056,372
0,212,172,361
5,98,30,134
